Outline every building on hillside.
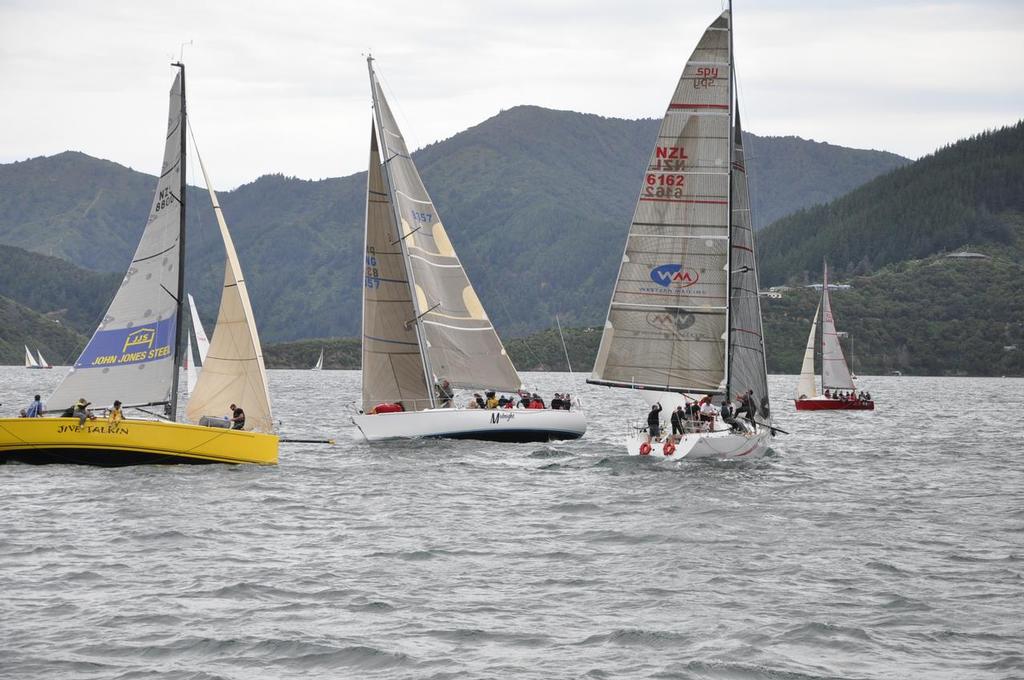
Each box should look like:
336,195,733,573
759,290,783,299
805,283,851,291
945,251,991,260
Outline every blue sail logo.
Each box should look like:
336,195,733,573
650,264,700,288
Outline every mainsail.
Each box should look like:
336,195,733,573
726,104,769,414
796,302,821,399
184,149,274,433
312,348,324,371
188,293,210,363
37,350,50,368
24,346,38,368
590,11,732,393
361,124,432,412
820,262,855,391
50,73,184,411
365,59,521,402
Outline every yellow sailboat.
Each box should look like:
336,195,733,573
0,63,278,466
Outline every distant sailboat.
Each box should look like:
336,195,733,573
312,347,324,371
0,63,278,465
794,261,874,410
187,293,209,363
24,345,41,369
588,6,776,459
351,57,586,442
36,349,52,369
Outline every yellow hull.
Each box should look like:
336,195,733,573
0,417,278,466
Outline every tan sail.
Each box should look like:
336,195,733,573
367,58,521,394
361,124,432,412
184,150,273,433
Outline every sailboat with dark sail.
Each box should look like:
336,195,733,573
588,7,775,459
0,64,278,465
351,58,586,442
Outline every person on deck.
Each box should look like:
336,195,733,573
551,394,564,410
865,391,872,401
229,403,245,430
72,398,95,426
760,395,771,420
699,398,717,431
670,406,685,441
485,392,499,409
721,397,744,433
562,393,572,411
497,395,509,408
25,394,45,418
531,393,546,409
824,388,831,399
108,400,123,426
436,380,454,408
646,403,663,444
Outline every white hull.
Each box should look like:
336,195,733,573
352,407,586,443
626,425,771,460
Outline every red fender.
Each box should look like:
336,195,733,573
663,441,676,456
639,442,652,456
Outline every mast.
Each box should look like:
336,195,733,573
366,56,437,407
168,61,187,420
724,1,735,400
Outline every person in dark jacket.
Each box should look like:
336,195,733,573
670,406,685,440
646,403,663,444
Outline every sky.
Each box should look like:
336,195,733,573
1,0,1022,188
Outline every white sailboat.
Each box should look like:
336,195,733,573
794,261,874,410
36,349,52,369
187,293,210,363
0,64,277,465
312,347,324,371
351,57,586,443
24,345,41,369
588,7,775,459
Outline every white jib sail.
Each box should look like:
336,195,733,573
313,348,323,370
820,262,856,391
796,301,820,399
37,350,50,368
590,11,732,394
184,148,274,433
185,329,197,395
188,293,210,363
25,346,39,368
49,72,183,411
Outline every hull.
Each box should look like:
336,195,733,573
0,417,278,466
626,424,771,460
352,408,586,443
795,398,874,411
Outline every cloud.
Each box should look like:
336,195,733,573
1,0,1021,187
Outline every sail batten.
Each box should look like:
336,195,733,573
590,11,732,394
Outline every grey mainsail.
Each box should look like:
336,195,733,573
726,105,770,414
366,59,521,397
820,262,856,391
590,11,732,394
50,73,184,411
361,124,432,412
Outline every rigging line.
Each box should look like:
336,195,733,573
555,314,585,409
373,64,425,158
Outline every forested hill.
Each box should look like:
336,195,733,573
0,106,906,341
757,120,1024,285
0,294,87,366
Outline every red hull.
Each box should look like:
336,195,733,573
795,399,874,411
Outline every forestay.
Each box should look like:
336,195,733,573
361,124,432,412
50,73,184,411
726,105,770,414
184,150,274,433
590,11,732,394
368,61,521,394
821,262,856,391
796,302,821,399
